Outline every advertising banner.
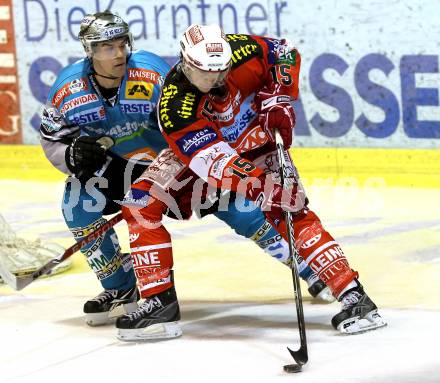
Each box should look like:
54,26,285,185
5,0,440,148
0,0,21,143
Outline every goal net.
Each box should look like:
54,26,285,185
0,214,72,283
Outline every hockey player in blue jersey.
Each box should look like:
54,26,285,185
39,11,332,330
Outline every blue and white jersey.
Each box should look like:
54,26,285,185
40,50,170,169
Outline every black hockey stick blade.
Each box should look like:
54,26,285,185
287,346,308,365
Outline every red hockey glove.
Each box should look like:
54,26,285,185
257,87,295,148
245,173,299,223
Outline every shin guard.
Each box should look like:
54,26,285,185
292,210,358,298
122,180,174,299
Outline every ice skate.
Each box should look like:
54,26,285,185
116,286,182,341
332,283,387,334
83,285,139,326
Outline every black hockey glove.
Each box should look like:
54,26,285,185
65,136,114,178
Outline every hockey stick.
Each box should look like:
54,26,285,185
274,130,308,372
0,213,123,291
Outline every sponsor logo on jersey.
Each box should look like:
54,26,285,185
188,25,204,45
52,83,70,108
129,233,140,243
159,84,178,129
61,93,99,114
71,218,106,239
176,92,196,119
52,78,88,107
250,221,272,242
310,245,346,274
120,100,154,114
68,78,87,94
125,81,154,99
230,43,259,65
70,106,106,125
217,93,256,141
202,91,241,123
176,127,217,155
123,188,150,207
257,234,283,249
300,234,322,249
41,107,63,132
220,108,258,142
235,125,268,153
226,34,249,42
90,252,126,280
128,68,162,84
209,152,232,180
108,120,147,138
132,251,161,267
206,43,223,54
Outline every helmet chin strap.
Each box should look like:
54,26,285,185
91,64,121,81
94,71,120,80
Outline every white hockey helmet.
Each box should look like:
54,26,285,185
180,24,232,93
78,11,133,60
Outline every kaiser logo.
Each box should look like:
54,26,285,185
128,68,161,84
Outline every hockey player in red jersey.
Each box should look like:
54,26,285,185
118,24,386,339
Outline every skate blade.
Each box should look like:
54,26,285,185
316,287,336,303
85,302,139,327
117,321,182,341
337,310,387,335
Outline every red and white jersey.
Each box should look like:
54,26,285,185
158,33,301,190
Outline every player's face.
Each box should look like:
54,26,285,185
182,60,230,93
92,37,129,77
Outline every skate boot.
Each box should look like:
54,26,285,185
83,285,139,326
307,277,335,303
332,283,387,334
116,286,182,341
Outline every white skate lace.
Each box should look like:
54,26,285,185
127,297,162,320
92,290,118,304
341,291,362,310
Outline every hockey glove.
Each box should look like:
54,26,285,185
257,86,295,148
65,136,114,178
246,173,299,223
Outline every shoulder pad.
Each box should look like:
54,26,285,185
48,59,91,108
158,69,203,133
